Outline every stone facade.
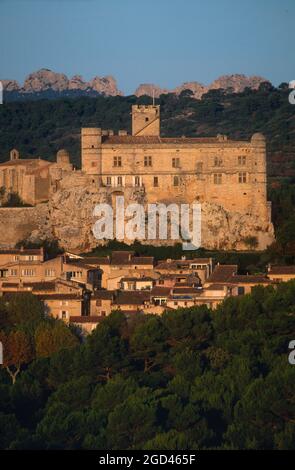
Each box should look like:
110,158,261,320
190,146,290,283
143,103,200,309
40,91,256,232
0,104,274,251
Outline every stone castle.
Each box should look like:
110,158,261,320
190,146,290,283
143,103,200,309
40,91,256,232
0,105,274,251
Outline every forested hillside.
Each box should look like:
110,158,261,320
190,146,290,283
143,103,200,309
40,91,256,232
0,83,294,176
0,283,294,450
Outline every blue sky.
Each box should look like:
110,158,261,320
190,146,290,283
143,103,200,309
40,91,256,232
1,0,294,94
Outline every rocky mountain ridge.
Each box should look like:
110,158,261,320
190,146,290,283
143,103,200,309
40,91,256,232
2,69,269,99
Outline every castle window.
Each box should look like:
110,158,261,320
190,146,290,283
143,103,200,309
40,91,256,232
45,269,55,277
153,176,159,187
172,157,180,168
173,176,179,186
213,173,222,184
61,311,68,320
238,172,247,183
106,177,112,186
113,156,122,167
144,155,152,167
21,269,35,276
214,156,222,167
238,156,246,165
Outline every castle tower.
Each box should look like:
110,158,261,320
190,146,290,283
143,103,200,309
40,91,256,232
251,133,269,221
81,128,102,174
132,105,160,136
10,148,20,161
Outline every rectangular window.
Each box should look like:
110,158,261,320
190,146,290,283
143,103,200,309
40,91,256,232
144,156,152,167
45,269,55,277
13,255,19,261
153,176,159,187
96,300,102,306
26,255,36,261
172,157,180,168
238,156,246,165
238,172,247,183
213,173,222,184
134,176,140,187
117,176,123,186
214,156,222,167
21,269,35,276
106,176,112,186
9,269,18,276
61,311,68,320
113,156,122,167
173,176,179,186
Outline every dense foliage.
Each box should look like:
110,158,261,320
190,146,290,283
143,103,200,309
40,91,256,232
0,285,294,450
1,83,294,176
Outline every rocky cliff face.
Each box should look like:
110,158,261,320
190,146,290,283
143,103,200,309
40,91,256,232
0,177,274,252
135,74,268,99
2,69,122,96
2,70,269,99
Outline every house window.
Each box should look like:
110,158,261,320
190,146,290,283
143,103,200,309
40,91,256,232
45,269,55,277
9,269,18,276
153,176,159,187
61,311,67,320
238,156,246,165
238,172,247,183
134,176,140,187
106,176,112,186
144,156,152,167
145,117,149,122
113,156,122,167
172,157,180,168
173,176,179,186
13,255,19,261
21,269,35,276
96,299,102,306
214,156,222,167
213,173,222,184
26,255,37,261
117,176,123,186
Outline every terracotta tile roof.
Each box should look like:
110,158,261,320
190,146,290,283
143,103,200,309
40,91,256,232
115,291,151,305
23,281,56,290
65,260,100,270
205,284,227,290
80,256,110,265
102,136,222,145
206,265,238,283
1,282,19,288
151,286,171,296
0,158,50,169
40,294,82,300
156,258,211,269
230,275,272,284
92,290,115,300
268,265,295,275
0,248,42,255
70,315,104,323
110,252,154,266
172,287,200,295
